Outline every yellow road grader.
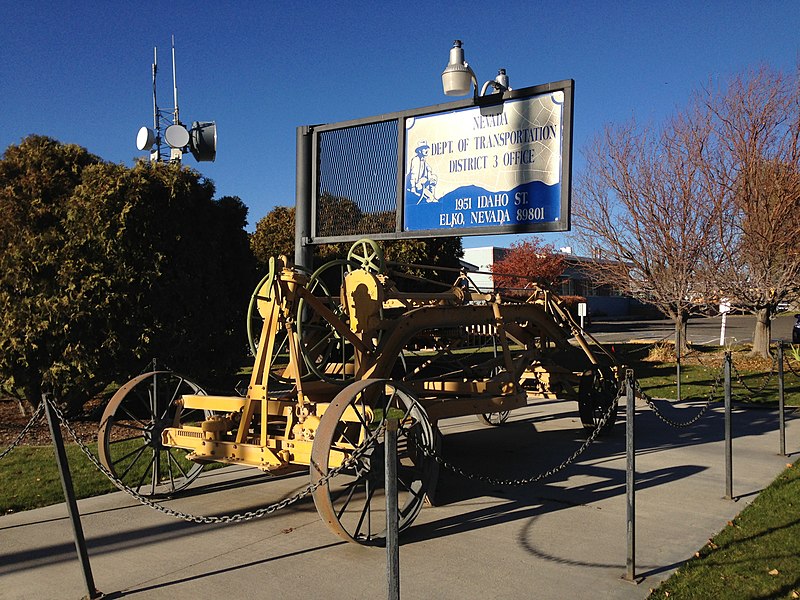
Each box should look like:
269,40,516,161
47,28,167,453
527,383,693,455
97,239,620,544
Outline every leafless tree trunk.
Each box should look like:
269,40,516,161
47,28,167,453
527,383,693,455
573,114,717,354
697,65,800,357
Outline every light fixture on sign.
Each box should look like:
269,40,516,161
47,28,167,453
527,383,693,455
441,40,511,99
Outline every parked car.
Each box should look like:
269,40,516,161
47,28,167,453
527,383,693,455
793,314,800,344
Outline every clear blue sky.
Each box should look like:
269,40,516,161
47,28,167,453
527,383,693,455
1,1,797,250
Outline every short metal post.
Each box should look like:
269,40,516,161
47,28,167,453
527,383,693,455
624,369,636,582
675,327,682,402
385,418,400,600
43,394,101,600
724,352,733,500
778,342,786,456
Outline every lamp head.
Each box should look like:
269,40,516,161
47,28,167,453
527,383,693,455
441,40,476,97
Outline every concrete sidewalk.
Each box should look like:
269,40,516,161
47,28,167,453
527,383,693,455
1,398,797,600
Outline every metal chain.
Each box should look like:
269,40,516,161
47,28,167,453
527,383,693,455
636,366,722,428
784,348,800,377
421,388,623,486
48,397,386,525
0,401,45,461
730,352,778,396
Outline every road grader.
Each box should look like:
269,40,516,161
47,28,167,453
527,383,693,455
97,239,621,544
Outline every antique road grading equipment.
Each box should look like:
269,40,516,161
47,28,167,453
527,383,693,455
97,239,621,544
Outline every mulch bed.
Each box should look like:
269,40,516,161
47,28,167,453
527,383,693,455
0,397,102,447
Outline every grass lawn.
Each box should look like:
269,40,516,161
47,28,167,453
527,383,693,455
647,459,800,599
1,442,119,514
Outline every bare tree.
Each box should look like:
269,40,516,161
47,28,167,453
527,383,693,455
573,113,717,353
696,65,800,356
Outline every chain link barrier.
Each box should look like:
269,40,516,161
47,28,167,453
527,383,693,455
421,387,624,487
48,397,386,525
0,401,45,461
730,352,778,397
784,345,800,377
636,364,723,428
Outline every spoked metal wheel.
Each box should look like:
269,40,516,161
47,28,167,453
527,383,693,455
247,260,309,385
347,238,385,273
98,371,211,496
310,379,437,545
297,259,358,385
578,366,619,434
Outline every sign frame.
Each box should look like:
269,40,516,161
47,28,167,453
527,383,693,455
301,79,574,246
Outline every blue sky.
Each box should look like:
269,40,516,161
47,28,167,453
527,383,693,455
1,1,797,250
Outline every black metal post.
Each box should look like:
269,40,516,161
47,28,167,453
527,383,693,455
675,327,682,402
43,395,101,600
778,342,786,457
624,369,636,582
724,352,733,500
295,125,313,270
385,418,400,600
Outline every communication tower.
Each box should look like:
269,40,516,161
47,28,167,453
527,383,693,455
135,36,216,164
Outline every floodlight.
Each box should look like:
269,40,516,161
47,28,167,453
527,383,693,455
441,40,477,97
442,40,511,99
189,121,217,162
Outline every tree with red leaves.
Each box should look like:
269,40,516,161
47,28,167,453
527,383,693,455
491,237,565,295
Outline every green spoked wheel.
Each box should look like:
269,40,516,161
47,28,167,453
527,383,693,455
347,238,385,273
297,259,358,384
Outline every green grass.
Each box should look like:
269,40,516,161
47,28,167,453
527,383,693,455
614,343,800,406
647,459,800,599
1,442,119,514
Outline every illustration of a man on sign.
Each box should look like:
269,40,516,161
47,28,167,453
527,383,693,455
406,140,438,204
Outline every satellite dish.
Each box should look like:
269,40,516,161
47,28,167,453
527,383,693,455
165,124,190,149
136,126,155,151
189,121,217,162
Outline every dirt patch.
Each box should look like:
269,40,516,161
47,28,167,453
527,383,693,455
0,398,102,448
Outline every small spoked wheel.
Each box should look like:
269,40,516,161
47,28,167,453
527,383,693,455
98,371,211,496
310,379,437,545
578,366,619,434
477,411,510,426
347,238,385,273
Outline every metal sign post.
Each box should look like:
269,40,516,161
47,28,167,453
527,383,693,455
42,395,102,600
385,418,400,600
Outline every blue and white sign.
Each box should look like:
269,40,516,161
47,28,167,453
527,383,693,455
403,90,567,232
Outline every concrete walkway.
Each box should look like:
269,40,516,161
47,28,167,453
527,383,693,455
1,397,797,600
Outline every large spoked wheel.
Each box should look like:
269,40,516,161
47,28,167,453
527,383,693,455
297,259,357,385
578,366,619,434
247,261,310,386
246,257,277,357
310,379,437,545
347,238,385,273
98,371,211,497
